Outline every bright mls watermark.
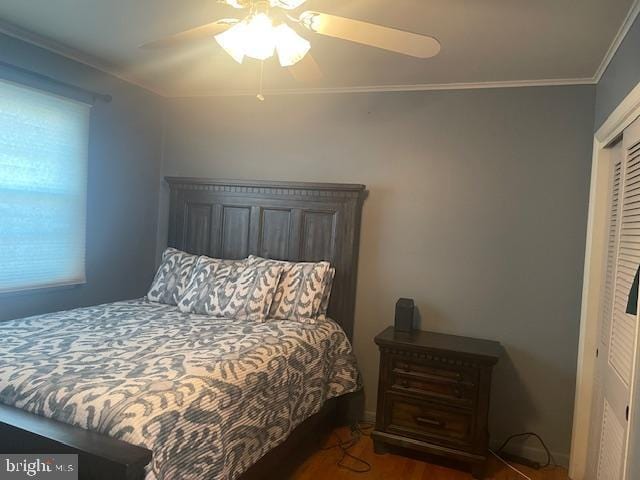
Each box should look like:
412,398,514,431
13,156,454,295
0,455,77,479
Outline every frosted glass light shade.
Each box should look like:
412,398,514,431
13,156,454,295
0,79,90,293
242,13,276,60
274,24,310,66
216,14,312,66
215,22,248,63
225,0,245,8
270,0,308,9
216,13,277,63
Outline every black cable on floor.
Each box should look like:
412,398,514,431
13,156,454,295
496,431,557,469
321,422,374,473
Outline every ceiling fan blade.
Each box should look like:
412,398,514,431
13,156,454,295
299,11,440,58
140,19,239,49
288,53,323,84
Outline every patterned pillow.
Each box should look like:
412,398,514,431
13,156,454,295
248,256,331,323
147,248,198,305
178,256,283,321
317,267,335,321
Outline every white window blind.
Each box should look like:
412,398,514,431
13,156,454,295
0,79,90,293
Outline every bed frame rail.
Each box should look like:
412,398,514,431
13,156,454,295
0,403,151,480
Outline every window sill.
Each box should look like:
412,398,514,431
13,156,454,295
0,281,86,299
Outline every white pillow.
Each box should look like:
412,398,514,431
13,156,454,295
317,267,335,321
178,256,283,321
248,256,331,323
147,248,198,305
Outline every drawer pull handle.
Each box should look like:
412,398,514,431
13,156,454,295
454,388,462,398
399,379,409,388
415,416,445,428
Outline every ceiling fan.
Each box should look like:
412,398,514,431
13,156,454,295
141,0,441,93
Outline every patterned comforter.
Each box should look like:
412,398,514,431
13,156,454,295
0,299,361,479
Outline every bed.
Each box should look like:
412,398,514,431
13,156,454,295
0,178,367,480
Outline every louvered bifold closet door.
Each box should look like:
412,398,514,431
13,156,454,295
595,118,640,480
588,152,623,478
604,159,623,349
612,137,640,385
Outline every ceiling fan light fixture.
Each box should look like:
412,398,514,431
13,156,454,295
215,12,277,63
243,12,276,60
274,24,310,66
270,0,308,9
225,0,246,8
215,21,247,63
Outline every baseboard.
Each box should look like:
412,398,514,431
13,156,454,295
363,410,376,425
361,410,569,467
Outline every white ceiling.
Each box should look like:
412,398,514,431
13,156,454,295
0,0,636,97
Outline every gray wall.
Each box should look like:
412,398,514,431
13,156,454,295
0,33,165,321
595,13,640,129
158,85,595,460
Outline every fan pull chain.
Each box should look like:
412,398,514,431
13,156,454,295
257,60,265,101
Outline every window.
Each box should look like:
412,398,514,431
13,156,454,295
0,79,90,293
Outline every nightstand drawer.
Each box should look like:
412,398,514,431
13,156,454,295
386,393,473,446
391,371,475,406
392,356,477,387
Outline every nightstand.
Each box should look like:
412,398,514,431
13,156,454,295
372,326,501,479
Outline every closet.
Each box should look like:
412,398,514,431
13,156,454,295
589,116,640,479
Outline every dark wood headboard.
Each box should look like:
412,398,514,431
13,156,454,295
165,177,367,340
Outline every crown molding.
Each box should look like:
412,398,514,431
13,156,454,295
593,0,640,83
595,79,640,145
0,19,165,97
169,77,596,98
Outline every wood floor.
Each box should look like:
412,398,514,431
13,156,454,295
291,427,569,480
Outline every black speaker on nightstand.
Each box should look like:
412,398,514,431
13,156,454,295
394,298,415,332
